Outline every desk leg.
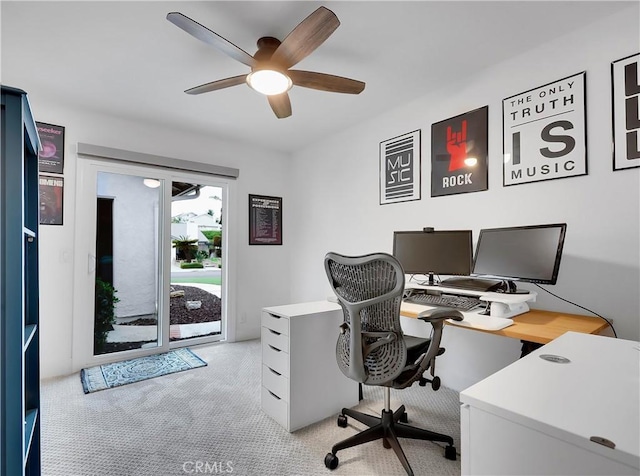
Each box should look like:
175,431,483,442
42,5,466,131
520,340,543,358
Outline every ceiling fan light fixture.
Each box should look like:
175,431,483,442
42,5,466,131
247,69,292,96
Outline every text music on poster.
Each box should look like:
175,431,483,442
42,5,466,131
379,130,421,205
503,72,587,186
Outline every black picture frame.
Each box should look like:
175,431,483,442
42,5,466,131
249,194,282,245
612,52,640,171
39,175,63,225
36,122,65,174
379,130,421,205
503,72,587,186
431,106,488,197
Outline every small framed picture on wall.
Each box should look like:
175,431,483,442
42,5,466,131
36,122,65,174
249,194,282,245
612,52,640,171
39,175,64,225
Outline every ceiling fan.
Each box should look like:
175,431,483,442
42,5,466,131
167,6,365,119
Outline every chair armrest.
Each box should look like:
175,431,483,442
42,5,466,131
417,308,464,322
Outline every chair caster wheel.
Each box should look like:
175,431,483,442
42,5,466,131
445,445,457,461
337,414,348,428
383,438,391,449
431,376,441,391
418,378,427,387
399,411,408,423
325,453,339,470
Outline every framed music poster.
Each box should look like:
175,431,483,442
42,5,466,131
249,194,282,245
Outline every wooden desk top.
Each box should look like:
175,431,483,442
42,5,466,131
400,305,608,345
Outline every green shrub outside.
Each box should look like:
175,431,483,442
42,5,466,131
201,230,221,241
202,230,222,258
94,278,119,354
172,235,198,262
180,261,204,269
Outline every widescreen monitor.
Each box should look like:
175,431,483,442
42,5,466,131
392,230,473,281
472,223,567,287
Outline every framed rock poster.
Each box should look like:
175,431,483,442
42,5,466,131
431,106,488,197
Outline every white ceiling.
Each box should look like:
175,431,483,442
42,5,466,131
1,1,632,154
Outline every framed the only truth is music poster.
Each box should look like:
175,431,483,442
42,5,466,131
612,53,640,171
431,106,488,197
503,72,587,186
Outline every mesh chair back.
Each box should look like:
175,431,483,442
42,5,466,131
325,252,407,386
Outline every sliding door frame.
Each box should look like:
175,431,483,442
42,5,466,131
72,157,236,371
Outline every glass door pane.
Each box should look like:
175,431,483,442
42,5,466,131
169,182,224,344
94,171,162,355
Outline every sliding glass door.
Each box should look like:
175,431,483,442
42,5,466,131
169,182,225,346
73,159,228,369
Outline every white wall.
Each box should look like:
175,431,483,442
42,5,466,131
289,7,640,391
97,172,160,318
34,102,291,378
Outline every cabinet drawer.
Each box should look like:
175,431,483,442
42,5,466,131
261,386,288,429
262,364,289,403
261,312,289,335
261,326,289,353
262,342,289,377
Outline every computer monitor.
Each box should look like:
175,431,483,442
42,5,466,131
472,223,567,293
392,229,473,285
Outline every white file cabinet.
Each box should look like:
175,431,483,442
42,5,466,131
460,332,639,475
261,301,359,432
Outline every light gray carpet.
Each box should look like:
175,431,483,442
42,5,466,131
41,340,461,476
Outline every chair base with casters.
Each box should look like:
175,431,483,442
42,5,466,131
323,384,457,476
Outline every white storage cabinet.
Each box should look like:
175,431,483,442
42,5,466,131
261,301,359,432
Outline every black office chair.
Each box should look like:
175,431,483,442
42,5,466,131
323,252,463,476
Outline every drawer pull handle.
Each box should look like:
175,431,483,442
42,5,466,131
268,367,282,376
269,313,281,319
268,345,282,352
269,329,281,336
268,390,281,400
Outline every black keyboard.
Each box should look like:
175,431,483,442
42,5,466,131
403,293,484,312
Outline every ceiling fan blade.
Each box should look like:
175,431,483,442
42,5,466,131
270,6,340,69
167,12,256,68
268,93,292,119
289,70,365,94
184,75,248,95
